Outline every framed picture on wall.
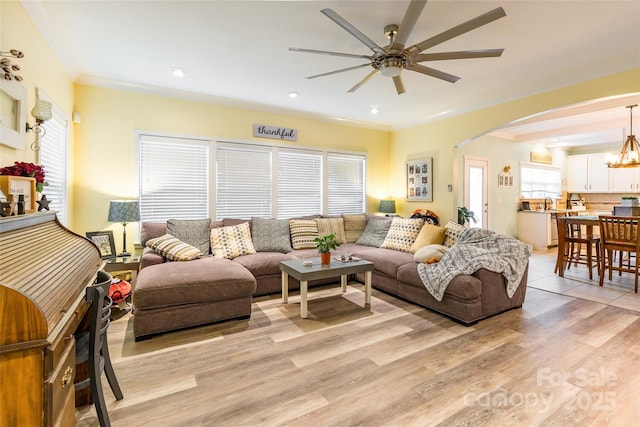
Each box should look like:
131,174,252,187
86,231,116,259
406,158,433,201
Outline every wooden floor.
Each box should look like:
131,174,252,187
77,253,640,426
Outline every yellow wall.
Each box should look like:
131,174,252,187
73,84,391,247
0,1,75,221
392,68,640,222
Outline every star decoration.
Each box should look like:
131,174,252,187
37,194,51,211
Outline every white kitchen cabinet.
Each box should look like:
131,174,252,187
517,211,558,250
610,167,640,192
566,153,609,193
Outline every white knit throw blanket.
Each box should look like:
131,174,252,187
417,228,532,302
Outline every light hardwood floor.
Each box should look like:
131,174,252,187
76,250,640,426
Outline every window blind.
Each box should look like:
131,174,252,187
216,142,272,220
39,110,68,225
139,135,209,222
327,153,366,215
520,163,561,199
277,149,322,219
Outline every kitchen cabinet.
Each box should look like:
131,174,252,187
566,153,609,193
610,167,640,192
517,211,558,250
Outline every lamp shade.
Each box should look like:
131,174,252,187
31,98,53,122
379,199,396,214
108,200,140,223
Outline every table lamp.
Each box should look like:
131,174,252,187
379,199,396,216
108,200,140,257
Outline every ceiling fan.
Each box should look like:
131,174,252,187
289,0,506,94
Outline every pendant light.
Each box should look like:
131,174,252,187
606,104,639,168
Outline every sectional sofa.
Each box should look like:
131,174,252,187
132,215,529,340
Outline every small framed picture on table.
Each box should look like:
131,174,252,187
86,231,116,259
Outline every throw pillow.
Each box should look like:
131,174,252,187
210,222,256,259
167,218,211,255
443,220,466,247
315,218,347,244
289,219,319,250
413,244,449,263
410,224,446,253
355,218,392,247
342,213,367,243
145,234,202,261
380,217,425,253
251,217,293,253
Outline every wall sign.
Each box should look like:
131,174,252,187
253,124,297,141
530,152,552,164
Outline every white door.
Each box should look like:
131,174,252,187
464,156,489,229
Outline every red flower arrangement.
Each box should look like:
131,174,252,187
0,161,48,192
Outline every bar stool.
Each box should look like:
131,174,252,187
599,215,640,292
556,216,600,280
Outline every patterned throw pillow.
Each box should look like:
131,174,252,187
355,218,392,247
443,220,466,247
145,234,202,261
342,213,367,243
251,217,292,253
167,218,211,255
315,218,347,244
380,217,425,253
410,224,446,253
210,222,256,259
289,219,319,250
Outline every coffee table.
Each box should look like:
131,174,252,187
280,257,374,318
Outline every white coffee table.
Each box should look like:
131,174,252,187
279,257,374,318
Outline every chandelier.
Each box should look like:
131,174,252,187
606,104,639,168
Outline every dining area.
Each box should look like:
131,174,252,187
555,214,640,293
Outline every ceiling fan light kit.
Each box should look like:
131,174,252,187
606,104,640,168
290,0,506,94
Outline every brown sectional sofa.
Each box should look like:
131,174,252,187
132,216,528,340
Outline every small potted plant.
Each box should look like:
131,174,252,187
314,234,340,265
621,196,639,207
457,207,478,227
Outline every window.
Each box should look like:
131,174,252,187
520,162,561,199
327,153,366,215
139,137,366,222
139,135,208,223
215,142,271,219
39,108,68,225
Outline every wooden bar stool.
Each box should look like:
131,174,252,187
556,216,601,280
599,215,640,292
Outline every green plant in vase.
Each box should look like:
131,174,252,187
457,207,479,227
314,234,340,264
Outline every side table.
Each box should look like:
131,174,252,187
103,256,140,285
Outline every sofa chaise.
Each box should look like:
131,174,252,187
132,215,529,340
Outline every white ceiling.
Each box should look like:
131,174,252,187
21,0,640,144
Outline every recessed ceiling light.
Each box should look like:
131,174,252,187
371,107,379,114
171,67,186,77
289,91,299,98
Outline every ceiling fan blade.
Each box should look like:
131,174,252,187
390,0,428,52
393,75,406,95
289,47,373,60
413,48,504,62
406,7,506,54
306,63,371,79
321,8,385,55
347,69,379,93
407,63,460,83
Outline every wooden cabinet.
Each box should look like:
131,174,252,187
0,212,102,426
567,153,609,193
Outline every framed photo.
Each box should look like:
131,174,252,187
86,231,116,259
406,158,433,201
498,171,513,187
0,176,36,213
0,79,27,150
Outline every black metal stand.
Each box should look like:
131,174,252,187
117,223,131,257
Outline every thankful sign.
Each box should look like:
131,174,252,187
253,124,297,141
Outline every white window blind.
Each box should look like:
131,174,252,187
327,153,365,215
277,149,322,219
39,109,68,225
139,135,209,222
216,142,272,220
520,162,561,199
